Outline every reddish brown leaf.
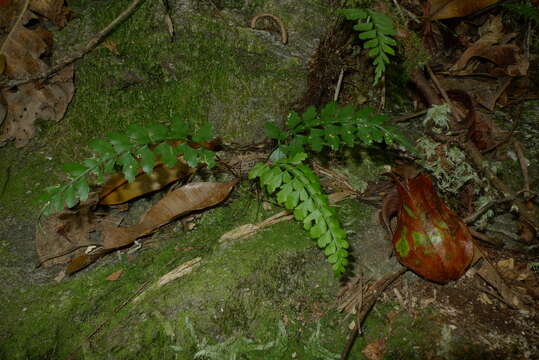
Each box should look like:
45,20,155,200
103,179,239,249
430,0,499,20
66,249,110,275
390,173,474,283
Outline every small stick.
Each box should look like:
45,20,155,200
1,0,144,88
250,13,288,44
426,65,465,121
340,268,406,360
393,110,427,123
334,68,344,102
513,140,530,197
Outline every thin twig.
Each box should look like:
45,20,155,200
513,139,530,197
1,0,144,88
34,243,103,269
393,109,427,123
340,268,407,360
426,65,465,121
463,191,530,224
334,68,344,102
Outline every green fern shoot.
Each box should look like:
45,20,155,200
250,102,410,276
37,120,216,216
340,8,397,84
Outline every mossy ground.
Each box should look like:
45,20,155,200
1,0,534,359
0,185,442,359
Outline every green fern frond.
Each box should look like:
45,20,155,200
340,8,397,84
268,102,411,157
37,121,216,216
503,1,539,25
249,154,349,276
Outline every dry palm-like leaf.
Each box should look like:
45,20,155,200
0,3,74,147
386,173,474,283
102,179,239,249
99,159,195,205
429,0,499,20
65,180,238,274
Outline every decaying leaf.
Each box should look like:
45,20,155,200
450,16,528,77
0,5,74,147
386,173,474,283
29,0,73,28
65,180,237,274
429,0,499,20
106,269,124,281
99,159,195,205
101,179,239,249
35,194,101,267
362,338,385,360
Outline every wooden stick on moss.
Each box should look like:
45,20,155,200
339,268,407,360
0,0,144,89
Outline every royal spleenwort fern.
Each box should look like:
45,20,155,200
251,103,410,275
249,153,349,275
340,8,397,84
38,120,216,216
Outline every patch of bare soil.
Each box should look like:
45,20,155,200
397,262,538,359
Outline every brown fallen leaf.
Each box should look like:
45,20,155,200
66,248,111,275
0,8,74,147
65,180,237,274
29,0,73,28
35,194,101,267
106,269,124,281
362,338,385,360
99,159,194,205
429,0,499,20
102,179,239,249
101,40,120,55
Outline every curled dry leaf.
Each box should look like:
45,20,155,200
99,159,194,205
64,180,238,274
101,179,239,249
386,173,474,283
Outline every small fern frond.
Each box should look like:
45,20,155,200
340,8,397,84
37,120,216,216
249,154,349,276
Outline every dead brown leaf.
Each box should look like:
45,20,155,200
29,0,73,28
35,195,100,267
101,40,120,55
106,269,124,281
430,0,499,20
362,338,385,360
99,159,194,205
102,179,239,249
0,9,74,147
